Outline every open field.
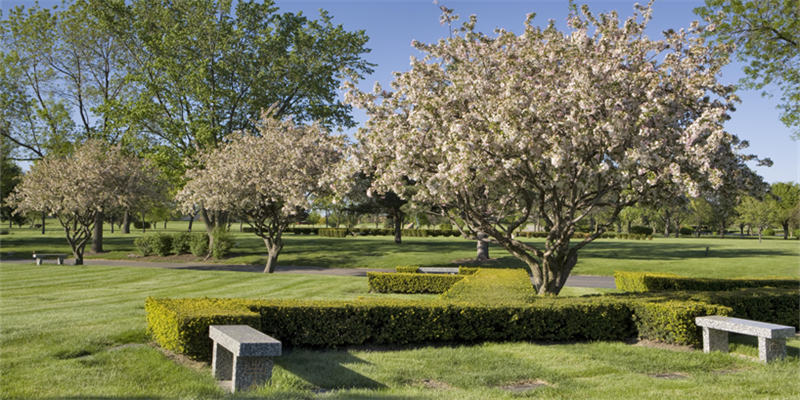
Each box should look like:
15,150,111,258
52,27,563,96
2,221,798,278
1,263,798,399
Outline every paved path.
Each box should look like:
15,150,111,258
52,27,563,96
2,258,616,289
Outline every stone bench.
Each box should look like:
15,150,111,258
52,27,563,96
418,267,460,274
695,316,796,363
209,325,281,392
32,253,67,265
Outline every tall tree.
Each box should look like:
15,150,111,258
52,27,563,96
177,112,344,273
768,181,800,238
9,141,165,264
343,3,768,295
100,0,374,251
736,196,775,243
695,0,800,140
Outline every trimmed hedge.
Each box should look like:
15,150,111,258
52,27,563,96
319,228,349,238
368,272,465,294
631,300,731,346
615,271,800,292
145,296,638,360
439,269,535,305
396,266,420,273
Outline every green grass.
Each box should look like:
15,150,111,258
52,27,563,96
2,221,798,279
1,262,798,399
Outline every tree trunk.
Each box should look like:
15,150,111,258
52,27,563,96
393,212,403,244
739,224,744,237
263,237,284,273
200,207,217,260
758,227,763,243
141,212,146,233
164,220,168,229
91,211,104,253
122,209,131,234
782,222,789,239
719,222,726,239
187,214,194,232
626,220,631,234
110,215,114,234
41,211,45,234
476,232,489,261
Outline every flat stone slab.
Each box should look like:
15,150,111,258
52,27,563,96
418,267,460,274
209,325,281,357
695,316,796,339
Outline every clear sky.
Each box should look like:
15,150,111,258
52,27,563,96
3,0,798,184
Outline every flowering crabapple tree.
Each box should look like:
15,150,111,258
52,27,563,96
177,112,345,273
10,140,165,264
343,3,770,295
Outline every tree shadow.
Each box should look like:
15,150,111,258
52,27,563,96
275,349,388,390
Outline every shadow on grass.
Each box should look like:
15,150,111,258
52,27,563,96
576,240,798,261
276,349,388,390
730,334,800,358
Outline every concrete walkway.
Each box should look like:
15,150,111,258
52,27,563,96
2,258,617,289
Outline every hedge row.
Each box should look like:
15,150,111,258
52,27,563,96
615,271,800,292
146,296,638,361
134,232,210,257
439,269,536,305
367,273,465,294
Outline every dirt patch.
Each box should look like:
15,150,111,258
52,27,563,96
499,379,550,392
648,373,689,379
154,344,208,371
415,379,454,390
628,338,694,352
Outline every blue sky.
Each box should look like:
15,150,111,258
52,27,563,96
3,0,798,184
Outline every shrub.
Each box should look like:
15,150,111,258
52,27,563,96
629,226,653,235
172,232,193,255
438,223,452,230
396,266,420,273
190,233,209,257
762,228,775,236
679,227,693,235
631,300,731,346
132,221,151,230
614,271,800,292
319,228,348,238
458,267,480,275
134,236,154,256
0,228,9,235
151,233,174,257
368,272,465,294
211,228,234,259
440,269,535,305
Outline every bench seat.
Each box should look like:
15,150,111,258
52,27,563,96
696,316,796,363
32,254,68,265
209,325,281,392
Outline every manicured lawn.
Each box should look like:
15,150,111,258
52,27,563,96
1,263,798,399
2,221,798,278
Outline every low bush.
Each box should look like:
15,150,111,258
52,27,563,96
396,266,419,273
439,269,535,305
762,228,775,236
614,271,800,292
211,228,234,259
679,227,693,235
438,223,453,230
631,300,731,346
319,228,349,238
134,236,154,256
368,272,465,294
151,233,174,257
0,228,9,235
171,232,192,255
629,226,653,235
132,221,151,230
190,233,209,257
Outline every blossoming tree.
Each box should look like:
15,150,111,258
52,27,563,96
10,140,164,264
177,112,345,273
343,4,768,295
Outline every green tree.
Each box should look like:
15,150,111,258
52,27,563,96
768,182,800,238
695,0,800,140
99,0,374,249
736,196,775,243
0,139,24,228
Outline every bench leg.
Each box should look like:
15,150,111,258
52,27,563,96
702,327,728,353
212,342,233,380
36,258,42,266
232,355,274,392
758,337,786,364
57,257,64,265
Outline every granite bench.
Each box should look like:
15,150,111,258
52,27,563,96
209,325,281,392
32,253,67,265
418,267,459,274
695,316,796,364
